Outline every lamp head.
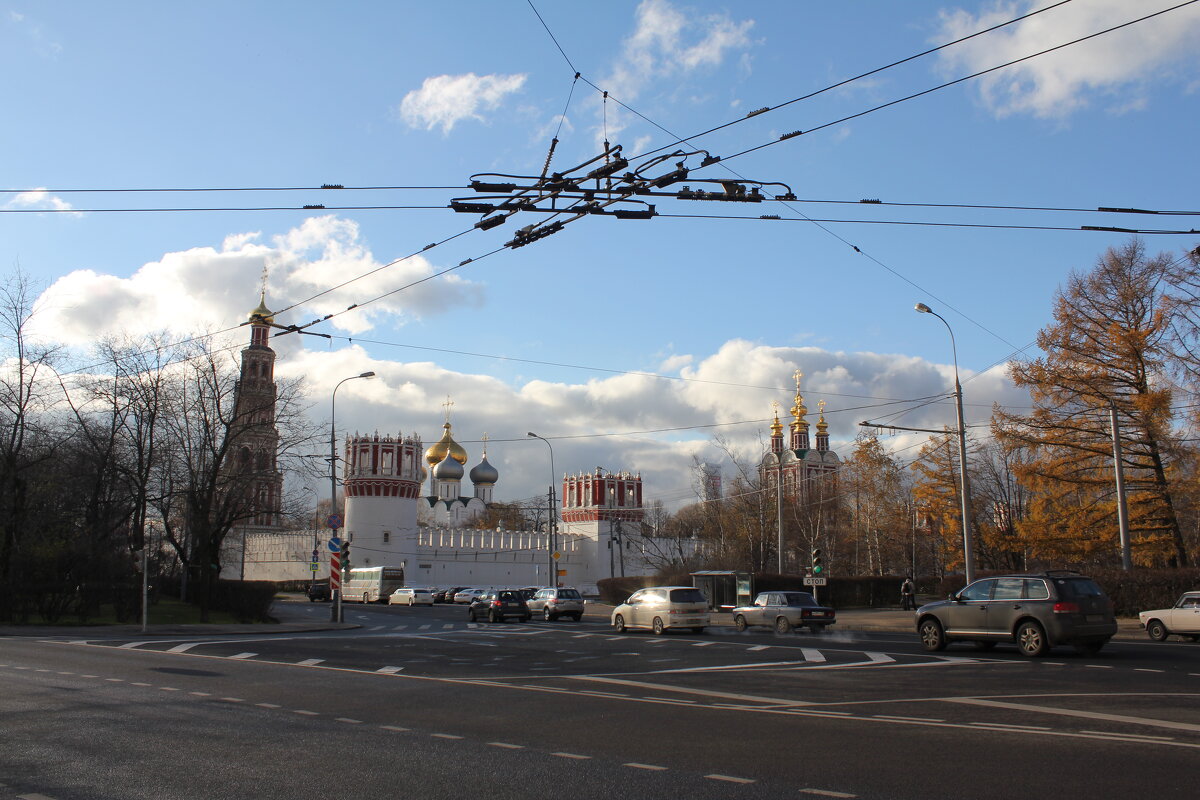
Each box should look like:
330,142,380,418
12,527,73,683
914,303,932,314
527,431,537,438
359,371,376,378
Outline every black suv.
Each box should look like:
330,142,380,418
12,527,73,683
468,589,531,623
916,571,1117,657
306,581,330,602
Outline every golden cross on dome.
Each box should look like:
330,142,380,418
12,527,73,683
259,265,269,296
442,395,454,424
772,400,780,415
481,432,489,455
818,399,826,416
794,369,803,391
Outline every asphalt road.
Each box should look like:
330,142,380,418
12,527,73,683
2,599,1198,800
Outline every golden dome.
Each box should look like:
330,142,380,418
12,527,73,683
770,409,783,437
249,293,274,325
424,422,468,467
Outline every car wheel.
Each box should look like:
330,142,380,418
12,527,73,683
544,607,554,622
975,640,997,651
1017,621,1049,657
613,614,627,633
571,614,582,622
408,598,414,606
919,618,947,652
1073,641,1105,656
774,616,792,635
489,612,500,623
652,617,665,635
1146,619,1169,642
734,614,748,632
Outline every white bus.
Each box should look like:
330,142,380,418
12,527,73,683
342,566,405,603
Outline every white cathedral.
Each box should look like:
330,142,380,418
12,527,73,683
229,295,693,593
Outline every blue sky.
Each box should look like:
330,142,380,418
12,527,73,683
3,1,1198,511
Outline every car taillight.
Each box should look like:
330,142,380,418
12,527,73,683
491,600,502,607
1053,601,1080,614
801,609,812,618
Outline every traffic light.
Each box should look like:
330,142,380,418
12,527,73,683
811,547,823,574
341,543,351,570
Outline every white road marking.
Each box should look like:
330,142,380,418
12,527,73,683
800,789,857,798
1080,730,1174,741
692,641,713,647
748,645,769,651
801,648,826,663
376,666,404,674
624,762,668,771
369,626,384,631
969,722,1051,731
392,625,408,631
706,774,755,784
380,725,409,732
220,697,244,703
336,717,362,724
229,652,256,660
442,624,454,629
866,652,894,663
167,643,204,653
873,715,944,723
255,703,281,709
17,793,58,799
567,675,811,706
432,733,463,740
1135,668,1164,673
551,752,591,759
419,624,431,630
944,698,1200,733
488,742,524,749
131,682,152,687
105,678,123,682
293,709,318,716
189,691,210,696
159,687,180,692
296,658,324,666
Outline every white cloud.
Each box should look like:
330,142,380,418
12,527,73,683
399,73,527,134
4,189,77,215
286,339,1030,509
599,0,754,141
29,215,483,346
936,0,1200,118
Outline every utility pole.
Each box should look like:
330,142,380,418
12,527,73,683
1110,401,1133,571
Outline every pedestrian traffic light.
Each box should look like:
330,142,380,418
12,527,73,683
811,547,822,574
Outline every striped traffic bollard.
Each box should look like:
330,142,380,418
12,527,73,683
329,550,341,622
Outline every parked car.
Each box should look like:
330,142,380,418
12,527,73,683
731,591,835,634
389,587,434,607
468,589,531,623
611,586,708,635
1139,591,1200,641
915,571,1117,657
454,588,486,604
528,587,585,621
517,586,541,601
306,581,330,602
437,587,466,603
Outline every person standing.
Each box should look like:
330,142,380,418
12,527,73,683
901,576,916,610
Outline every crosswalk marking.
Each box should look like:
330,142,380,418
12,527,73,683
229,652,257,660
801,648,826,663
297,658,324,666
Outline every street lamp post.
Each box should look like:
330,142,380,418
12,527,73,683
914,302,976,585
330,371,375,622
527,432,557,587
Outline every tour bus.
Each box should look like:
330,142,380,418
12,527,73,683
342,566,405,603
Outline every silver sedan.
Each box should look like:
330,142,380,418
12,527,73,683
731,591,836,634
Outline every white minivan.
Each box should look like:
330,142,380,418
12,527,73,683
611,586,709,635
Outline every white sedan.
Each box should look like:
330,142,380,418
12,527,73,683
389,587,434,606
1139,591,1200,641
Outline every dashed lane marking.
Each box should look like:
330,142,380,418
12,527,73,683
551,752,591,760
800,789,857,798
705,774,755,784
336,718,362,724
566,675,811,707
229,652,257,660
256,703,281,709
376,666,404,674
488,742,524,749
432,733,463,740
297,659,324,666
17,793,59,800
624,762,668,771
380,725,410,732
293,709,318,716
873,715,944,723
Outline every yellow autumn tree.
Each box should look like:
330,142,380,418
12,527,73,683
995,239,1188,567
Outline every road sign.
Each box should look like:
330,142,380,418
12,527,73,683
803,576,827,586
309,562,319,572
552,551,561,560
328,536,342,553
326,514,343,530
